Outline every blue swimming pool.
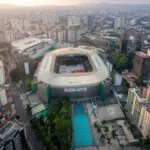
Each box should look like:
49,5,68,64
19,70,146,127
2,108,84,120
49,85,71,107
73,104,93,147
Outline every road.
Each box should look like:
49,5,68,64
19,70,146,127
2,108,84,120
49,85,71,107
12,84,46,150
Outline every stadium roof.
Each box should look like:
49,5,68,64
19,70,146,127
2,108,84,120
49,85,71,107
35,48,109,87
12,37,56,53
12,37,43,51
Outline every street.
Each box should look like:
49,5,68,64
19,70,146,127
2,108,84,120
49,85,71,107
12,84,46,150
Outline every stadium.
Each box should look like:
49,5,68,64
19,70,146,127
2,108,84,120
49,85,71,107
34,48,111,102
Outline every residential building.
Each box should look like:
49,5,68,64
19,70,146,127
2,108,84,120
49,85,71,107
4,30,14,42
126,86,150,125
47,27,57,40
42,14,59,26
120,31,129,53
0,121,27,150
68,16,80,27
114,17,125,29
135,32,144,51
68,25,80,44
57,28,67,42
0,32,5,42
68,25,87,45
23,19,30,30
0,60,7,106
133,51,150,79
11,37,56,76
87,15,94,27
138,104,150,138
10,19,24,31
47,26,67,42
130,19,137,26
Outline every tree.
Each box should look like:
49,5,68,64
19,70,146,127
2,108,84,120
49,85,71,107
30,99,72,150
109,52,134,72
24,75,33,91
26,104,31,115
9,69,20,82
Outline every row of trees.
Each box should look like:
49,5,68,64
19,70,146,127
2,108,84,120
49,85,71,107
30,99,72,150
108,52,134,73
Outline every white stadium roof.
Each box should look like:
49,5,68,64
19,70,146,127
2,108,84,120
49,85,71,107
12,37,56,53
35,48,109,87
12,37,43,51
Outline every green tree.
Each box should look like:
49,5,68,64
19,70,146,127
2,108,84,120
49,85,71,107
30,99,72,150
109,52,134,72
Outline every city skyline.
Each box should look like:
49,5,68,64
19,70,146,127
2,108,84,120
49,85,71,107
0,0,150,6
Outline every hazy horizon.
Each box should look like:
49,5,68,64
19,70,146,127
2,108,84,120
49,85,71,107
0,0,150,6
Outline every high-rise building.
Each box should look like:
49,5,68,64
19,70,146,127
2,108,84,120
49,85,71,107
42,14,59,26
138,104,150,138
57,29,67,42
4,30,14,42
120,31,129,53
87,15,94,27
130,18,137,26
135,32,144,51
114,17,125,29
68,25,80,44
68,16,80,27
0,60,7,106
47,27,57,40
126,87,150,125
10,19,24,31
23,20,30,30
133,51,150,79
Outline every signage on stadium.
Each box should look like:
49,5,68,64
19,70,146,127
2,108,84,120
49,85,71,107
64,87,87,92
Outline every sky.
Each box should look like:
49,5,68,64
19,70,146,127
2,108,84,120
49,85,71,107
0,0,150,6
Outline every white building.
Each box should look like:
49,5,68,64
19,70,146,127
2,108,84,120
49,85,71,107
4,30,14,42
58,29,66,42
11,19,30,31
68,25,87,43
12,37,56,75
42,14,59,26
130,19,136,26
47,27,57,40
114,17,125,29
68,16,80,27
12,37,56,60
24,20,30,30
47,26,67,42
11,19,24,31
0,60,7,106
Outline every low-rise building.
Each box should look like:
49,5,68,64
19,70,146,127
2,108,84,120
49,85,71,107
11,37,56,76
0,120,27,150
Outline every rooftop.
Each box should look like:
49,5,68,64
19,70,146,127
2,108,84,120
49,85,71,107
75,146,97,150
136,51,150,58
96,104,125,122
12,37,43,51
0,121,22,140
122,72,137,86
36,48,109,86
